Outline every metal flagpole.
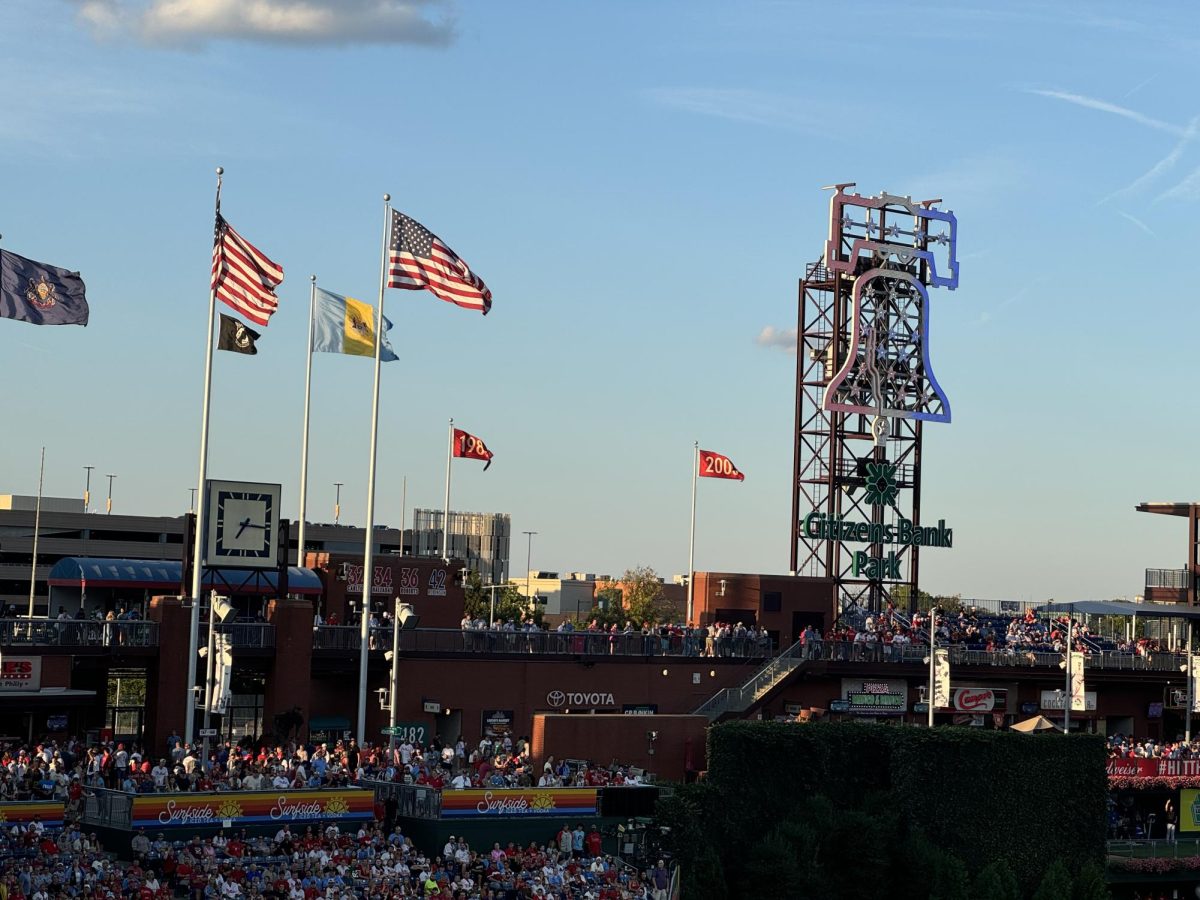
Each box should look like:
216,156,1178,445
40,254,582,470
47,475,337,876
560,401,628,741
1063,611,1072,733
297,275,317,559
186,166,224,748
686,442,698,625
442,418,454,561
1187,619,1194,743
27,446,44,617
400,476,407,551
357,194,391,746
927,617,936,728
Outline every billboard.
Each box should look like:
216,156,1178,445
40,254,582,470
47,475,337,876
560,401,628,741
130,790,374,829
440,788,597,818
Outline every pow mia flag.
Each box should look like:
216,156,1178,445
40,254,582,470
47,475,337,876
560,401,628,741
217,313,260,355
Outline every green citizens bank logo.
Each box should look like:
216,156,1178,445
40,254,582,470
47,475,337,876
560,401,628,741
862,462,899,507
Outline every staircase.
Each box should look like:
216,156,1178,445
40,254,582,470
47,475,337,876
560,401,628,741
693,641,808,721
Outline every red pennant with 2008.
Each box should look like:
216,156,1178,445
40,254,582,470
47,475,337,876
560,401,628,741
698,449,744,481
453,428,493,471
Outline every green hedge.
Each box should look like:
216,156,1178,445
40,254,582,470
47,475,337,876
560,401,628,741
659,721,1107,897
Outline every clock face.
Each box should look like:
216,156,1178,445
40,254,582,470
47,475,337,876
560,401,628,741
203,480,282,569
216,491,274,557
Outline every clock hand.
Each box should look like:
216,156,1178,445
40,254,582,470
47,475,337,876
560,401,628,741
235,518,252,539
241,522,266,530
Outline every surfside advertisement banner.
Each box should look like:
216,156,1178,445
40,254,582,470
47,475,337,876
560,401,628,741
130,790,374,829
440,788,598,818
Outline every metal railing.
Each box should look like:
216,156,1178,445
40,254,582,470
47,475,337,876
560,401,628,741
0,618,158,648
199,622,276,649
360,779,442,820
82,787,132,830
1146,568,1189,589
694,641,807,720
314,626,774,659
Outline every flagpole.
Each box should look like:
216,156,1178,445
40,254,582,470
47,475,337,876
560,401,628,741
442,418,453,561
297,275,317,561
357,194,391,747
400,475,407,552
687,441,698,626
27,446,45,617
186,166,223,749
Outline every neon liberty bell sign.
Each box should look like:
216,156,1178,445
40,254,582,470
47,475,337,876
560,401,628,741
820,184,960,443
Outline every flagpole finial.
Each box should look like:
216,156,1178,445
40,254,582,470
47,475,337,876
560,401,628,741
383,193,391,202
216,166,224,176
310,274,316,283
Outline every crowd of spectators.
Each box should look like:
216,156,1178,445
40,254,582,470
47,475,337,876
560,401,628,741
1107,734,1200,760
0,816,669,899
456,617,771,659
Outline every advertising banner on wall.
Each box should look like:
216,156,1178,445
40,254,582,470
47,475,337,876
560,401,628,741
1070,652,1086,712
131,790,374,829
950,687,998,712
440,788,598,818
481,710,514,738
1040,690,1096,712
841,678,907,716
933,650,950,710
0,801,63,827
0,657,41,691
1182,789,1200,832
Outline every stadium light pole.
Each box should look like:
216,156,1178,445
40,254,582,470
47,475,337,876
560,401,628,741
105,473,117,515
189,488,197,513
523,531,537,610
334,482,343,525
82,466,94,513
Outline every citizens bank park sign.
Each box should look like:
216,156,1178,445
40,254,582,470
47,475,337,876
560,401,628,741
131,791,374,829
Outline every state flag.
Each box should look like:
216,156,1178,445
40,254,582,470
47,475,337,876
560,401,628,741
0,249,89,326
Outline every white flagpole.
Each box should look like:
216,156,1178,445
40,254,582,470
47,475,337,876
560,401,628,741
27,446,45,617
297,275,317,560
186,166,223,749
442,418,454,561
400,475,407,552
687,441,698,625
357,194,391,746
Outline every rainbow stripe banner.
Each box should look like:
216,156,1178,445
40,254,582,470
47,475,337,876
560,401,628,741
131,790,374,829
0,800,64,828
440,788,597,818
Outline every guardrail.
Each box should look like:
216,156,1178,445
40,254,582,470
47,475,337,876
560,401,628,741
796,639,1188,672
199,622,276,649
359,778,442,820
315,626,774,659
1145,568,1189,589
82,787,133,830
0,618,158,648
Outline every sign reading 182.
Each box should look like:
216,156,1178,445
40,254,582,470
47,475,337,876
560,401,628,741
381,722,428,743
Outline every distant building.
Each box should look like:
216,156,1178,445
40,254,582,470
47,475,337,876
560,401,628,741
514,571,601,620
410,509,510,584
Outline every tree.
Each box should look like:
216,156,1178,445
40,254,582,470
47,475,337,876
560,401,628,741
1031,859,1073,900
462,570,542,625
1071,862,1110,900
621,566,677,625
971,860,1021,900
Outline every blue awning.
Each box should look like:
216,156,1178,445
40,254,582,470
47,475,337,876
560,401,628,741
1039,600,1200,621
47,557,323,596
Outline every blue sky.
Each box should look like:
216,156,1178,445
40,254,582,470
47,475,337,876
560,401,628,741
2,0,1198,601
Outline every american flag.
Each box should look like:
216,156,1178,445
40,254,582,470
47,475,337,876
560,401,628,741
388,211,491,315
211,216,284,327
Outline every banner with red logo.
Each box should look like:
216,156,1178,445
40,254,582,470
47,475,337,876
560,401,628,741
951,687,996,712
1106,758,1159,778
453,428,493,470
698,449,744,481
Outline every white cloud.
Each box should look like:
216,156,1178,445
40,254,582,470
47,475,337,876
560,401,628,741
754,325,796,354
1097,117,1199,205
1116,210,1156,237
1026,89,1186,137
643,88,821,133
71,0,454,46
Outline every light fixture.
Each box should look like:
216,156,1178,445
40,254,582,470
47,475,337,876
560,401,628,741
709,670,716,678
212,595,235,624
396,602,420,631
384,650,394,662
661,668,669,676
